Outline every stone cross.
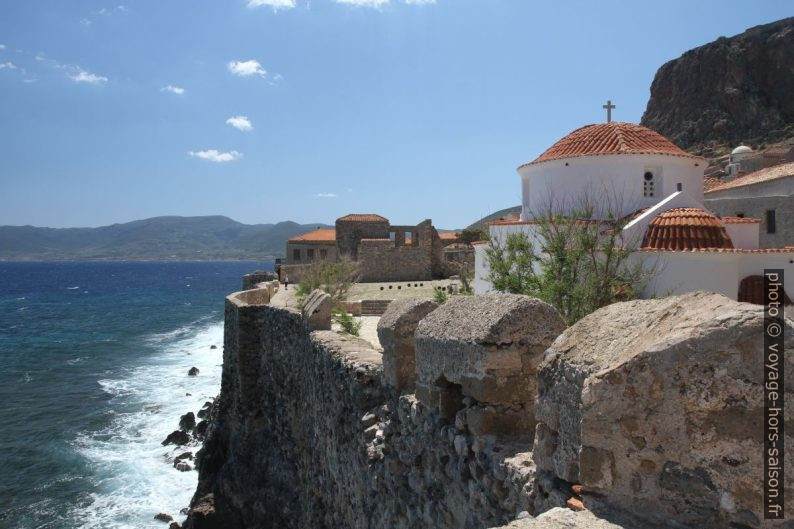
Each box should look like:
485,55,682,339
603,100,615,123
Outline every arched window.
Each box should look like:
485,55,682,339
643,171,656,197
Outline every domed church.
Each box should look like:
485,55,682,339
474,110,794,304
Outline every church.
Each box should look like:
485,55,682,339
473,106,794,305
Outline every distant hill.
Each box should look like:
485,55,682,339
0,216,332,261
466,206,521,231
641,17,794,157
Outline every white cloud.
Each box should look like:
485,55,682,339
0,62,17,70
335,0,390,6
228,59,267,77
404,0,435,3
189,150,242,163
314,193,338,198
0,44,5,51
161,84,185,95
226,115,253,131
69,68,108,84
247,0,296,10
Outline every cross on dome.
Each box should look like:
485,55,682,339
602,100,616,123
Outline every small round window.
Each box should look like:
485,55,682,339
644,171,654,181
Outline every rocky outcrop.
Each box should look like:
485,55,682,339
533,291,794,528
641,17,794,154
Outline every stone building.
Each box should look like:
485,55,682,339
278,213,463,283
704,161,794,248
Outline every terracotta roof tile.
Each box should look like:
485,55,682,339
635,247,794,254
337,214,388,223
288,228,336,242
721,217,761,224
705,161,794,193
439,232,460,240
703,175,723,192
521,122,701,168
641,208,733,251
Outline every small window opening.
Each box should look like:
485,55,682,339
643,171,656,197
767,210,777,234
293,248,301,261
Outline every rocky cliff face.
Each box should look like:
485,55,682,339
641,17,794,155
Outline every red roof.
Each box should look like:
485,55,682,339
721,217,761,224
522,122,700,167
337,214,388,223
439,232,460,240
705,161,794,193
641,208,734,251
288,228,336,242
703,175,723,192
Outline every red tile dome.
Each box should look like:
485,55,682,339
641,208,734,251
524,122,698,167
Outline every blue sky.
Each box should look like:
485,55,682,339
0,1,791,229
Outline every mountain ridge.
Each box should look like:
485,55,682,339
0,215,332,261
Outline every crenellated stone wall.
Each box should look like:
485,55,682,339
185,284,794,529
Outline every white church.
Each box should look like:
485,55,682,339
473,105,794,305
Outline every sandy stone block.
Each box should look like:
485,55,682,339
377,298,439,389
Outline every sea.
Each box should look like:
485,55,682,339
0,261,272,529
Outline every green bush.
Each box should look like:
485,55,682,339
332,308,362,336
433,287,449,304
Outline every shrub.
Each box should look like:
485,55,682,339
433,287,449,304
332,308,362,336
297,258,360,308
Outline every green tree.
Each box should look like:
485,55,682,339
486,196,652,324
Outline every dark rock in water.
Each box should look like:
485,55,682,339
197,401,212,419
169,523,182,529
185,393,192,396
180,507,190,515
174,451,194,464
179,412,196,432
188,367,200,376
162,430,190,446
175,461,193,472
195,420,208,439
210,345,217,350
154,513,174,522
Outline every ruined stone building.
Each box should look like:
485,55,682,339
279,213,466,283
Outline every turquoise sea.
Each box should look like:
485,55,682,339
0,261,271,529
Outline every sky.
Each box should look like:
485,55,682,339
0,1,791,229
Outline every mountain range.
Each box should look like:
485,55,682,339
0,216,332,261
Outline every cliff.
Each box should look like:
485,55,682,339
183,283,794,529
641,17,794,156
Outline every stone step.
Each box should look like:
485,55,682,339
360,299,393,316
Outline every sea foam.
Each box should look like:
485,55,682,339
70,321,223,528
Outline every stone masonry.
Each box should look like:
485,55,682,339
414,295,566,437
185,283,792,529
533,291,794,528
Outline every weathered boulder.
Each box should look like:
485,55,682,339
302,289,333,331
154,513,174,523
494,507,632,528
415,294,566,436
377,298,438,389
534,291,794,528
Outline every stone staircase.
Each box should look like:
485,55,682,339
360,299,393,316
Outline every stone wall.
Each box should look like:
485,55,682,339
705,193,794,248
336,218,390,260
241,270,277,291
185,285,793,529
186,291,541,529
359,239,434,282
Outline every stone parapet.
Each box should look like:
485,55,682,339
377,298,439,390
414,294,566,436
533,291,794,528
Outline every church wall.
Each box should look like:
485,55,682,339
723,223,759,249
635,251,741,299
519,154,703,220
736,252,794,297
705,192,794,248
